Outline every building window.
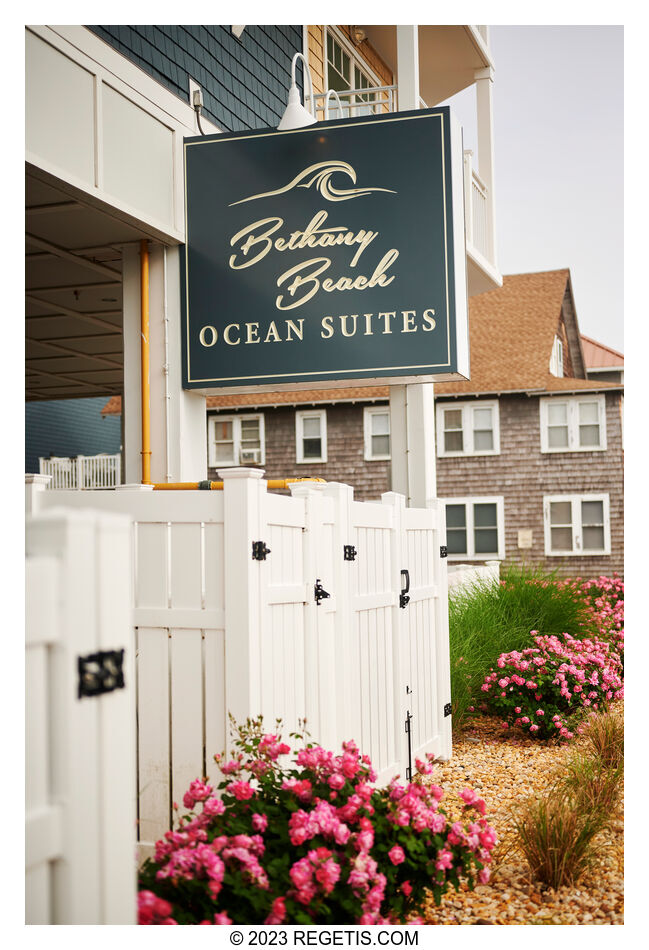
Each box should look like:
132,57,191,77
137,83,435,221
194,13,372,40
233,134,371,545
325,29,381,118
364,406,390,460
539,395,606,452
207,414,264,467
442,497,505,560
296,409,327,463
543,494,610,556
436,400,500,457
550,335,564,377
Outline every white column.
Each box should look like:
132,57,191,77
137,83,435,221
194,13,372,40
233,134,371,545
396,25,419,110
475,65,498,267
122,243,207,484
392,26,437,508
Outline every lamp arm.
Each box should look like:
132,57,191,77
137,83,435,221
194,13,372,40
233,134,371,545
290,52,315,116
324,88,344,121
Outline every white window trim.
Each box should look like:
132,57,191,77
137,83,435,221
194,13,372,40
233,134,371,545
543,493,611,557
363,406,391,461
550,335,564,377
442,496,505,561
207,413,265,468
539,394,607,453
325,26,383,90
436,400,500,457
296,409,327,464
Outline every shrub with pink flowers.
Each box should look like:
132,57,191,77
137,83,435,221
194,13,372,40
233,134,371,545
138,718,497,924
558,574,624,662
479,631,623,740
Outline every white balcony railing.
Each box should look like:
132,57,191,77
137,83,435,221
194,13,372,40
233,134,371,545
463,150,491,262
39,453,122,489
312,85,397,119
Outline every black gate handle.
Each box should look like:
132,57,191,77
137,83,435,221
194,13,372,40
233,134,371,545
400,569,410,609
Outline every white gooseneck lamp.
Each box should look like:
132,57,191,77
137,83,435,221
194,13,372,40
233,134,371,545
277,52,317,130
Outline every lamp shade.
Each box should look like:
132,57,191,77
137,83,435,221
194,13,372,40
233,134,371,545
277,83,317,131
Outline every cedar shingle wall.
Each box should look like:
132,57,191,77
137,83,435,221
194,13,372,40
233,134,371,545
87,25,303,132
435,392,624,577
207,404,390,501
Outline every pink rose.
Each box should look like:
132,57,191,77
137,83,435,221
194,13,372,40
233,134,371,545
388,845,406,865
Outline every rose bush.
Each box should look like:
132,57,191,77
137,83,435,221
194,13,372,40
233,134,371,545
478,631,623,740
138,719,497,924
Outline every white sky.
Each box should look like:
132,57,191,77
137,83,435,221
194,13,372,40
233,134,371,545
443,24,624,353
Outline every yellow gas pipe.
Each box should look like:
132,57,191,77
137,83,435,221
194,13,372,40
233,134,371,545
140,239,152,484
152,478,326,491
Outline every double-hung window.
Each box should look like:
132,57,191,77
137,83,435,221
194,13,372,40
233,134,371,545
443,497,505,560
207,414,264,467
544,494,610,556
296,409,327,463
539,395,606,452
436,400,500,457
363,406,390,460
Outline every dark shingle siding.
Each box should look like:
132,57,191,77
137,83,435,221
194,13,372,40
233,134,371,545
87,25,303,131
25,397,122,474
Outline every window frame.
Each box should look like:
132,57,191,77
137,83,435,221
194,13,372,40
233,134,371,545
207,413,265,468
296,409,327,464
363,405,391,461
549,335,564,377
324,27,383,117
436,399,500,458
543,493,611,557
539,394,607,453
441,496,505,561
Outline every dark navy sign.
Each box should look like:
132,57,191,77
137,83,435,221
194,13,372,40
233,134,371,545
182,108,468,391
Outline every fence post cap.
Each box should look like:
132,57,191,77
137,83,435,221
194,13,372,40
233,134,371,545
217,467,265,481
25,473,52,487
115,483,154,491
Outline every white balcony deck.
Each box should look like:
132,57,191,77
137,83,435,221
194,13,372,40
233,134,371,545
39,454,122,489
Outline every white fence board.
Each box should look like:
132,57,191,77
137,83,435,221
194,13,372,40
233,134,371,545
29,473,452,868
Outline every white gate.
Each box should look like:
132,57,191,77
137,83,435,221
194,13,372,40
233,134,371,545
25,508,136,923
27,469,451,861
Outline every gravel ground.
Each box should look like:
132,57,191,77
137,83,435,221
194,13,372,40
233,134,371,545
421,705,624,925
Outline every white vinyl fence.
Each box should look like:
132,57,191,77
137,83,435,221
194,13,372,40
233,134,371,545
25,506,136,924
447,560,501,595
27,470,452,861
39,453,122,489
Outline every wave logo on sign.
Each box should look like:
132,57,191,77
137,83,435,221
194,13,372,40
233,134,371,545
229,160,396,206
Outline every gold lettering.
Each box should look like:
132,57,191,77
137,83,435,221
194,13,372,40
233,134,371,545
246,322,260,344
276,258,331,310
321,316,334,339
422,308,436,331
224,324,240,345
363,313,374,336
229,217,283,269
199,325,218,347
378,311,396,334
264,321,282,343
339,314,358,337
402,310,417,333
285,319,304,341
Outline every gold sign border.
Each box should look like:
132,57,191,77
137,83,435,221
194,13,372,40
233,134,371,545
183,111,452,385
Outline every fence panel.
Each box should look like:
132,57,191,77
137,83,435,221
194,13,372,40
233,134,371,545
28,471,452,880
25,508,136,924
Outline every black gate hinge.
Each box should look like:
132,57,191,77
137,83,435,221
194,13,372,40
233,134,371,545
443,702,452,718
343,544,357,561
78,649,125,699
252,541,271,560
314,578,330,605
440,545,448,558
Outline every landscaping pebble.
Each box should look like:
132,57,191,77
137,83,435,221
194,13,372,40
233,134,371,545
421,704,624,925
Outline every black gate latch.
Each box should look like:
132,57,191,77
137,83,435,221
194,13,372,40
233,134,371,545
78,649,125,699
400,569,410,608
252,541,271,560
343,545,357,561
314,579,330,605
